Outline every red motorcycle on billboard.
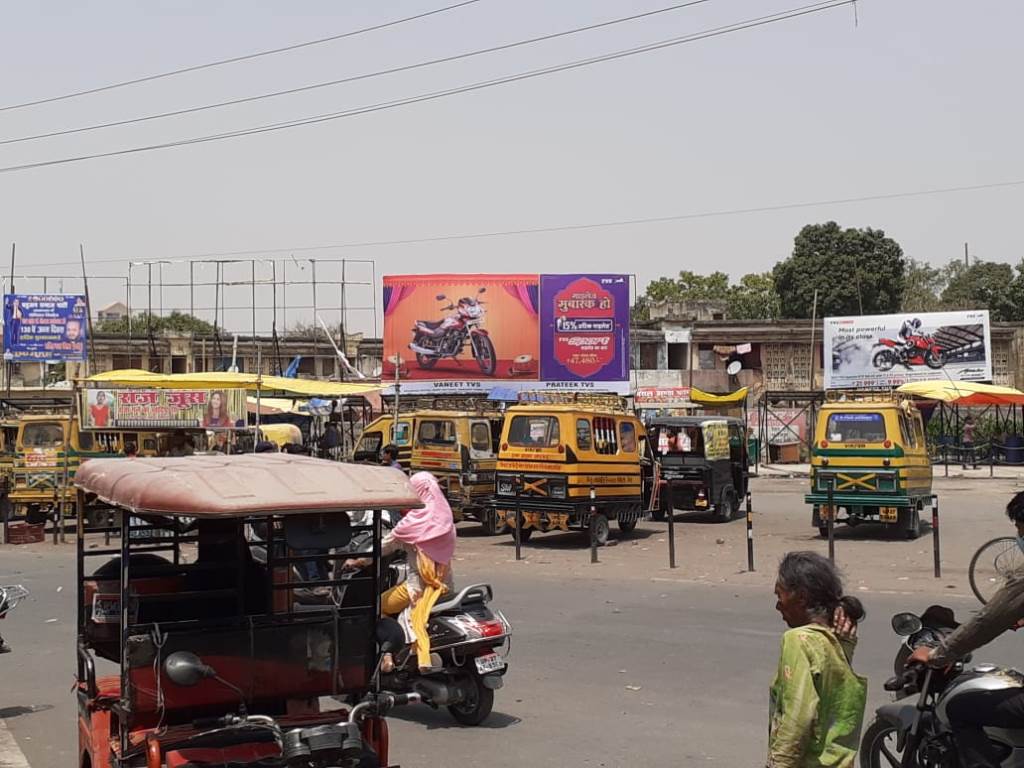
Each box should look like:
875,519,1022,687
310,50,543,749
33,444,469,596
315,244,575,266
409,288,497,375
872,333,946,371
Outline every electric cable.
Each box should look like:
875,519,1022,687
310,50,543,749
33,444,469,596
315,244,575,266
0,0,716,147
0,0,483,113
0,0,856,175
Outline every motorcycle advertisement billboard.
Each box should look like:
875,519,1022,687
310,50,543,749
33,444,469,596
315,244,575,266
824,309,992,390
3,293,88,362
382,273,630,395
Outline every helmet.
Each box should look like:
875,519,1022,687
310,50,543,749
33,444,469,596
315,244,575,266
911,317,922,330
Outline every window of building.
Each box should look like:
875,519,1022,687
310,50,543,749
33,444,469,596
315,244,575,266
667,343,688,370
638,343,660,370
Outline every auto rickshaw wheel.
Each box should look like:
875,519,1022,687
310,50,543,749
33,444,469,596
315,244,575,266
481,510,505,536
716,489,736,523
901,506,921,540
509,525,533,543
617,516,638,535
589,513,610,547
448,673,495,726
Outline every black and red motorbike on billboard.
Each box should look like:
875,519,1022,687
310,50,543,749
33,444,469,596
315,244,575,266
408,288,497,376
872,333,946,371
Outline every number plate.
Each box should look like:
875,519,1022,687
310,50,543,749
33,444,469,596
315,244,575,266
497,480,514,496
880,507,899,523
92,593,120,624
474,653,506,674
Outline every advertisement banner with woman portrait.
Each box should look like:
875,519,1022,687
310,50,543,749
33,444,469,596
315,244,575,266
80,388,247,430
382,273,631,395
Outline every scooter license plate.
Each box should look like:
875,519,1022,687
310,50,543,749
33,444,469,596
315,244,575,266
474,653,506,674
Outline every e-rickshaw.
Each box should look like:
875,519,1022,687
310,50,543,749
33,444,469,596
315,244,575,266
805,392,932,539
489,393,656,546
75,454,423,768
646,416,749,522
353,406,503,530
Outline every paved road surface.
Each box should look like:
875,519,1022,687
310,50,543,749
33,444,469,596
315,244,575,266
2,479,1022,766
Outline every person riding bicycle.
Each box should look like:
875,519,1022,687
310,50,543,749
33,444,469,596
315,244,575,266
898,317,923,356
907,490,1024,766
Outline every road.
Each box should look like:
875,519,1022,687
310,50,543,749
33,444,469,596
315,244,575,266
2,477,1022,767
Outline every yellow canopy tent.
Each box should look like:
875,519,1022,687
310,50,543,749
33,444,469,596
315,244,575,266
897,381,1024,406
86,369,383,398
689,386,749,406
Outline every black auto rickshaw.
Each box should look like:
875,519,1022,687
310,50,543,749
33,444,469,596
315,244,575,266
74,454,423,768
647,416,749,522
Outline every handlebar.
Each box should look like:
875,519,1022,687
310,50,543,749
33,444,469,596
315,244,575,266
884,669,920,692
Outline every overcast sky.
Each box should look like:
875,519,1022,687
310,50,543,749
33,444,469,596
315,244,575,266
0,0,1020,336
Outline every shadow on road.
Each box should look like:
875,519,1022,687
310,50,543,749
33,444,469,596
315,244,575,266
494,527,658,551
0,704,53,719
802,521,935,543
389,708,521,731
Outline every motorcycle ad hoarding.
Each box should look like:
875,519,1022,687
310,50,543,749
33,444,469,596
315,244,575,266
382,274,631,395
825,310,992,390
3,293,88,362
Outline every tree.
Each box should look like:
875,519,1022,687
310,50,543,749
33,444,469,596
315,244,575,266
632,270,780,321
773,222,906,318
95,311,216,336
900,258,945,313
940,259,1019,321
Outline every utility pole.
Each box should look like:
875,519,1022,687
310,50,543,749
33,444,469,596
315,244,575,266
808,289,819,391
964,242,970,267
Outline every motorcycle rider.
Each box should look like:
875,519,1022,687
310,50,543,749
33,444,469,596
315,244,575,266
898,317,923,357
908,490,1024,766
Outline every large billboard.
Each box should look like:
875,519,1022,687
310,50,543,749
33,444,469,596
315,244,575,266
382,274,630,395
80,389,247,430
3,294,88,362
825,309,992,390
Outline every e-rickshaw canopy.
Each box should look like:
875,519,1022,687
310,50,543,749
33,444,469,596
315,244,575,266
74,454,421,517
86,369,382,398
897,380,1024,406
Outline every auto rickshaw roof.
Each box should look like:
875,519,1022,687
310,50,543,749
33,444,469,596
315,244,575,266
74,454,423,518
505,403,636,416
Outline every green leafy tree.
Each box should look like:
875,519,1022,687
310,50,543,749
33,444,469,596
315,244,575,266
728,272,780,320
773,222,906,318
940,259,1019,321
632,270,780,321
900,258,945,313
95,311,216,336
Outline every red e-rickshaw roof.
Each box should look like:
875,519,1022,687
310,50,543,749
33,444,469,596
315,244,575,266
74,454,422,517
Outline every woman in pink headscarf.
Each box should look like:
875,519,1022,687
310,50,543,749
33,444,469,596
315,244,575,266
346,471,455,672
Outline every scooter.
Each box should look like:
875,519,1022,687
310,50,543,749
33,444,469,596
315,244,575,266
0,584,29,654
861,605,1024,767
408,288,497,376
872,334,946,372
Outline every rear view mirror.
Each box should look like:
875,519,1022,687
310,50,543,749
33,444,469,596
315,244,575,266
165,651,214,687
892,612,923,636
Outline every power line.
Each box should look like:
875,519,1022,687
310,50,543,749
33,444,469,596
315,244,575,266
32,177,1024,269
0,0,717,147
0,0,483,114
0,0,856,175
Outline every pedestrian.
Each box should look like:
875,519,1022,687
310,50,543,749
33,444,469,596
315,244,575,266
962,415,977,470
123,441,138,458
381,443,403,471
769,551,867,768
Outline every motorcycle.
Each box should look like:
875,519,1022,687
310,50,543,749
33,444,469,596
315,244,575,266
408,288,497,376
872,334,946,372
333,519,511,726
0,584,28,654
860,605,1024,767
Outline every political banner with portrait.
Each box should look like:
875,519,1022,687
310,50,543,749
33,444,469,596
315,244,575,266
3,294,88,362
80,388,247,430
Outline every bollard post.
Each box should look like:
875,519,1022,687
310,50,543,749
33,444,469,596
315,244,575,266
944,446,948,477
931,495,941,578
746,491,754,572
665,482,676,569
513,474,523,562
52,505,59,546
991,444,995,478
589,485,598,564
826,478,835,564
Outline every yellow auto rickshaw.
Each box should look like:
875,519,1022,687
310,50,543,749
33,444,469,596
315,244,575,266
805,392,932,539
490,393,655,546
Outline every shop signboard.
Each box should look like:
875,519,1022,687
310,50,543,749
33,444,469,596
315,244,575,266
80,389,247,430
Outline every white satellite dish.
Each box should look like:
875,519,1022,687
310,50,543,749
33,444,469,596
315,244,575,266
726,360,742,376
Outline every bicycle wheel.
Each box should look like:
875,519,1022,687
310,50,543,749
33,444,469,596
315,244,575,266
969,536,1021,604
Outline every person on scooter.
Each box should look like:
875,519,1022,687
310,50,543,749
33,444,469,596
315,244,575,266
769,551,867,767
907,490,1024,766
344,471,455,673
